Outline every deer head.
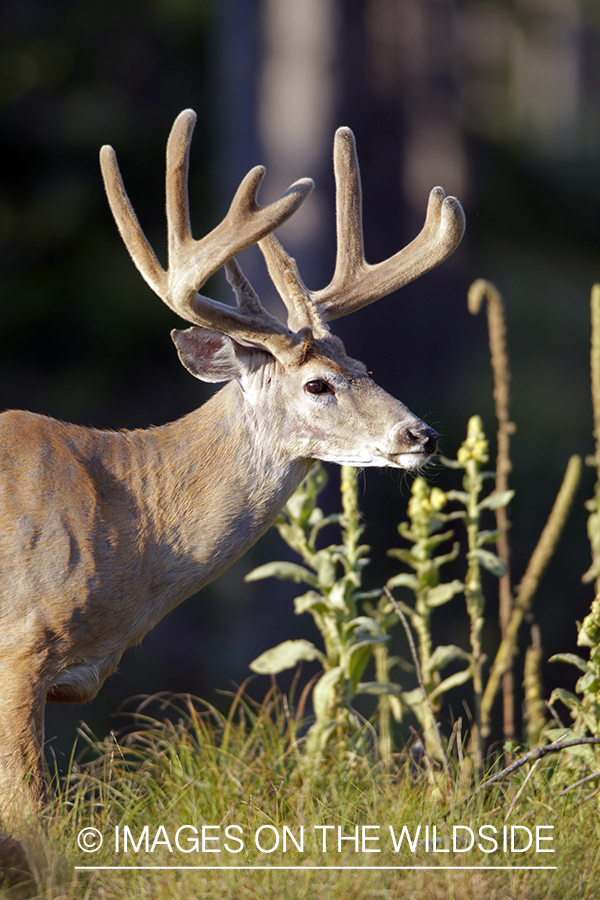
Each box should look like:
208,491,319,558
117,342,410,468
100,110,465,471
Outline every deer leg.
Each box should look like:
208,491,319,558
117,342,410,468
0,666,47,824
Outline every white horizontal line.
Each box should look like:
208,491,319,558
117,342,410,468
75,865,557,871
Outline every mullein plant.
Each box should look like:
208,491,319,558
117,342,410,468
385,415,513,767
245,464,392,760
384,476,465,761
547,598,600,764
442,415,514,766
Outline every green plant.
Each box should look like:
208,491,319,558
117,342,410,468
386,415,513,767
245,464,392,759
384,475,465,760
548,598,600,748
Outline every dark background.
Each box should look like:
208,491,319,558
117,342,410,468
1,0,599,764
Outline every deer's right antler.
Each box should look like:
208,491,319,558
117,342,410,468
100,109,314,362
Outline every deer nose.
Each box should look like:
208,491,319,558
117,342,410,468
405,423,439,455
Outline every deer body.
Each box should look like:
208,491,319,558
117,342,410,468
0,405,304,702
0,110,464,820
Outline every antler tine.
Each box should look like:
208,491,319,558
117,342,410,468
311,127,465,322
101,109,315,360
330,126,365,280
99,145,168,298
258,233,327,335
165,108,195,250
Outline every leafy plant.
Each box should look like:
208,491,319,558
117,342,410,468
442,414,514,765
386,414,513,766
245,465,393,759
548,598,600,748
384,475,465,759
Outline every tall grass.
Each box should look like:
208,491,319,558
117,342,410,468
2,687,600,898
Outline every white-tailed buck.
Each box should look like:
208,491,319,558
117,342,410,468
0,110,464,818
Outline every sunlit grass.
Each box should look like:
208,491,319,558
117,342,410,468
2,687,599,899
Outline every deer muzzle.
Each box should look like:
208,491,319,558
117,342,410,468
382,419,439,469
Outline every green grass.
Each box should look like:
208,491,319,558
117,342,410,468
2,688,599,899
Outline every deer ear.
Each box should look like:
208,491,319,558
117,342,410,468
171,327,247,383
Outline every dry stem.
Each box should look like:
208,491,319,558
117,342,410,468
480,454,582,738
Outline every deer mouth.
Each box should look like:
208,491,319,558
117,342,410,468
384,449,433,470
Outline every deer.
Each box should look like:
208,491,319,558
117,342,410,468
0,109,464,821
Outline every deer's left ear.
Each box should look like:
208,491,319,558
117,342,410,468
171,327,251,383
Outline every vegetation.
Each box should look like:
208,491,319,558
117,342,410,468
244,280,587,776
1,686,600,899
3,281,600,898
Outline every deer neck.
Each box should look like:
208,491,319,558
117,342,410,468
121,382,311,603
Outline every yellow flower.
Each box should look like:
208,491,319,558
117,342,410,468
457,415,489,464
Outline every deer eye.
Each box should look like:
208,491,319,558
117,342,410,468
305,379,334,395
